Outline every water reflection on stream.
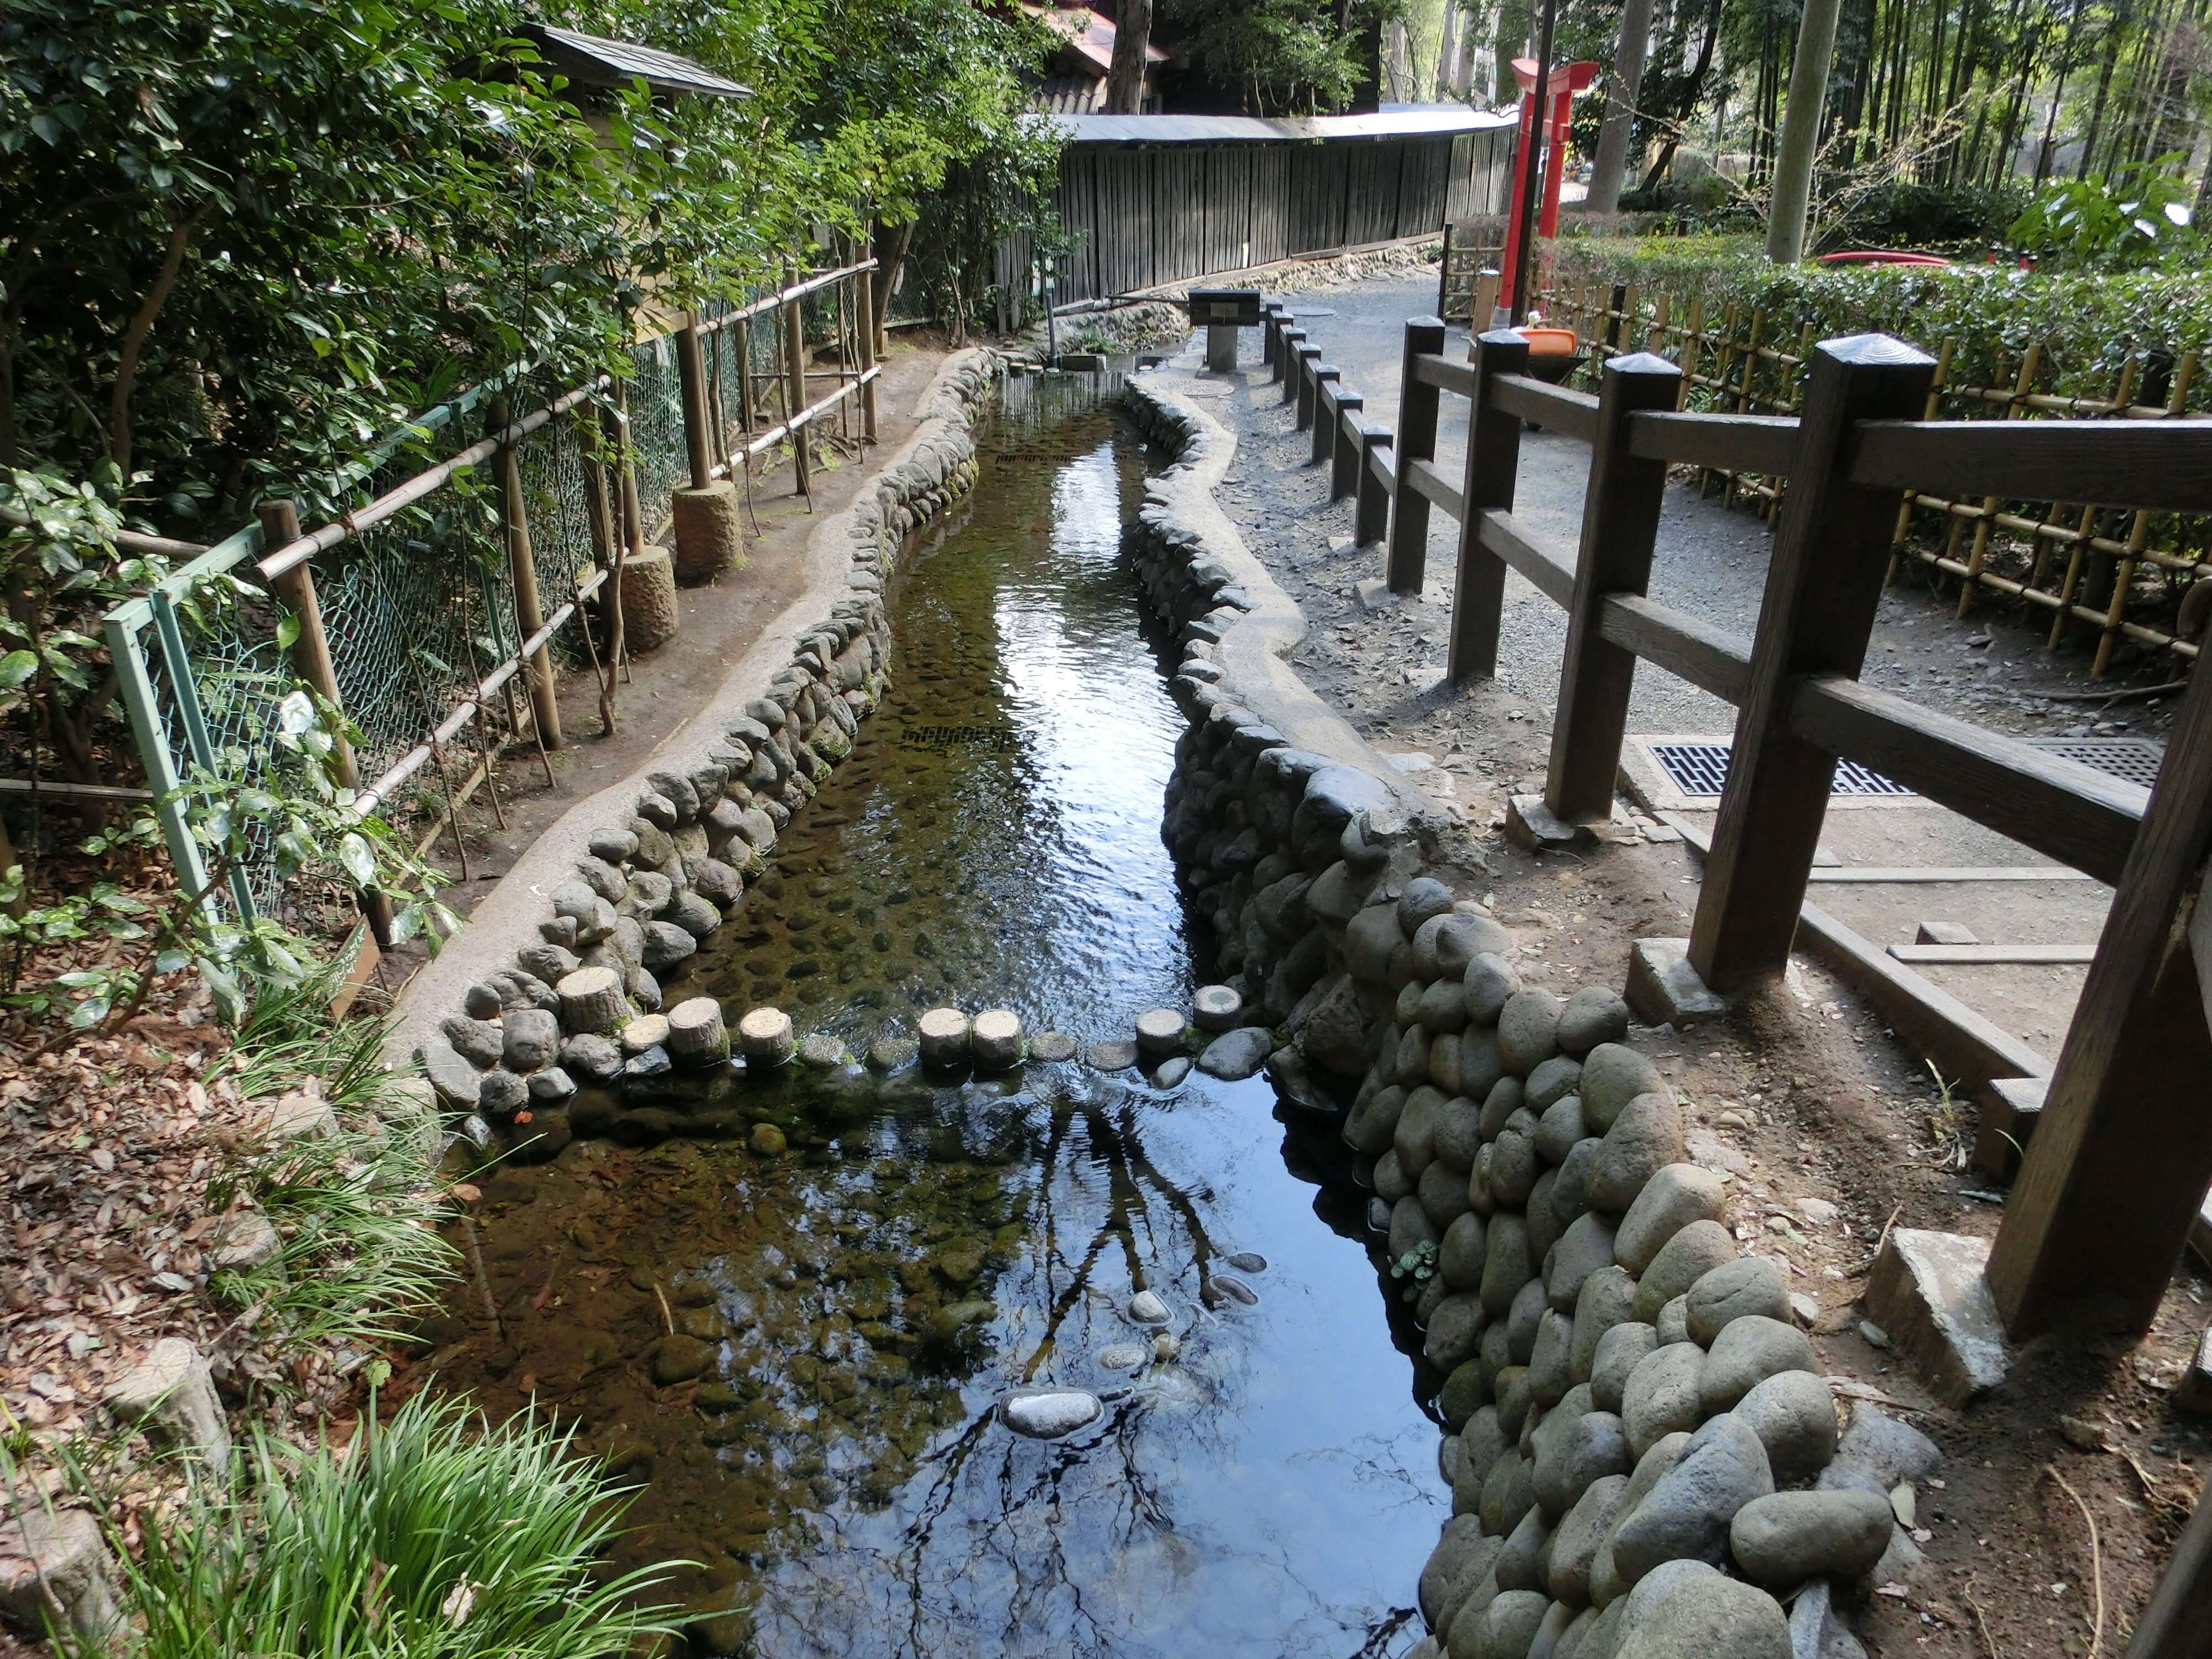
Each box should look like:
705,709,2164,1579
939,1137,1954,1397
425,377,1445,1657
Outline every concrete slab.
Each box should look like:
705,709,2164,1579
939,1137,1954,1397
1866,1228,2010,1406
1625,937,1730,1026
1505,793,1595,853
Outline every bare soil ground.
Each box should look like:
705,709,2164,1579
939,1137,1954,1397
1144,310,2211,1657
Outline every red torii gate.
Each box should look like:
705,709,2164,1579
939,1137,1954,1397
1496,55,1599,315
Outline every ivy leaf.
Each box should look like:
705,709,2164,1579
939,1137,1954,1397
0,650,38,690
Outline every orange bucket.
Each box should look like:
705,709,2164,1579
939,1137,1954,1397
1517,326,1577,356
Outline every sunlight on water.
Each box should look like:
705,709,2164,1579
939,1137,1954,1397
425,379,1444,1658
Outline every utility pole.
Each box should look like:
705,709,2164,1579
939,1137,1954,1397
1766,0,1845,262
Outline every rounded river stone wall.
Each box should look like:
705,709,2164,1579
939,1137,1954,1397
1121,378,1934,1659
409,352,999,1154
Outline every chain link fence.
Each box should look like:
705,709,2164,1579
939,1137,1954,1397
102,263,882,943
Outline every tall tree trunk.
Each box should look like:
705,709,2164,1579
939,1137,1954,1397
1455,3,1484,94
1105,0,1154,113
1589,0,1656,211
1495,0,1532,101
1437,2,1464,99
1639,0,1723,189
1769,0,1849,260
2078,0,2127,175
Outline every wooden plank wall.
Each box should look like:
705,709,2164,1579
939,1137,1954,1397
1023,126,1515,317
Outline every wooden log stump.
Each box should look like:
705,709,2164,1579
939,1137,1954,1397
1134,1008,1187,1060
672,483,745,584
972,1009,1024,1071
666,996,730,1067
738,1005,795,1067
557,966,629,1035
918,1007,972,1068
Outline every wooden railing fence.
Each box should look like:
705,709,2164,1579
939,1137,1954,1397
1542,276,2209,675
1265,299,2212,1650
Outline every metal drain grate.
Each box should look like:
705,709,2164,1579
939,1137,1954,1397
2025,735,2167,790
1648,741,1912,800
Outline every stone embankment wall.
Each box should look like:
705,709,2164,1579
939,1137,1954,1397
1123,378,1933,1659
407,352,999,1151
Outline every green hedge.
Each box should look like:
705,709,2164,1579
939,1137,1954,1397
1541,236,2212,408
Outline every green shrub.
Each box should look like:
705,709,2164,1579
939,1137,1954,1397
76,1391,685,1659
2009,158,2205,272
1542,234,2212,404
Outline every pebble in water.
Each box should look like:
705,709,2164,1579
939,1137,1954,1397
1097,1343,1149,1372
1128,1289,1171,1324
1000,1387,1103,1439
1224,1251,1267,1274
1204,1274,1259,1307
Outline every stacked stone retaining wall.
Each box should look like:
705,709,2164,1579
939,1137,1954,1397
1122,375,1929,1659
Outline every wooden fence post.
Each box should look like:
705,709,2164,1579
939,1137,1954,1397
256,499,392,945
783,286,811,498
492,406,562,752
1543,351,1682,818
1290,343,1321,409
1261,302,1284,368
1686,335,1936,992
1276,326,1305,388
1445,329,1530,683
1329,392,1366,497
675,317,715,491
1985,635,2212,1337
1385,316,1447,596
854,268,880,443
1300,363,1337,433
1355,425,1394,546
2127,1474,2212,1659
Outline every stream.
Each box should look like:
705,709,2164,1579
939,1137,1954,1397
422,374,1447,1658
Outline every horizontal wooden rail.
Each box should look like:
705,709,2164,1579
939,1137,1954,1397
696,260,878,336
0,776,158,803
1847,418,2212,515
1477,509,1575,607
259,380,606,581
1403,457,1464,523
717,366,882,472
1489,374,1601,444
1412,352,1479,400
1627,410,1798,477
1597,593,1753,705
1786,675,2147,885
1368,442,1396,487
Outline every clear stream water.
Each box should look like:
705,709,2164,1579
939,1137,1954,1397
425,376,1446,1658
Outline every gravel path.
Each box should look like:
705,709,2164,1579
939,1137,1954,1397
1147,274,2178,825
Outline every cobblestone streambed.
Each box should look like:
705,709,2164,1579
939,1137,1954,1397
420,378,1447,1657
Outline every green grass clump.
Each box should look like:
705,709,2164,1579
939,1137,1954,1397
79,1391,684,1659
206,988,459,1358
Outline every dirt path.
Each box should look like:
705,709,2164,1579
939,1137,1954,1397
1141,306,2210,1657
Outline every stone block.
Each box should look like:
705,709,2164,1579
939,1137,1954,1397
106,1338,232,1472
1972,1075,2046,1180
1624,938,1729,1027
1505,794,1597,853
1865,1228,2008,1405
